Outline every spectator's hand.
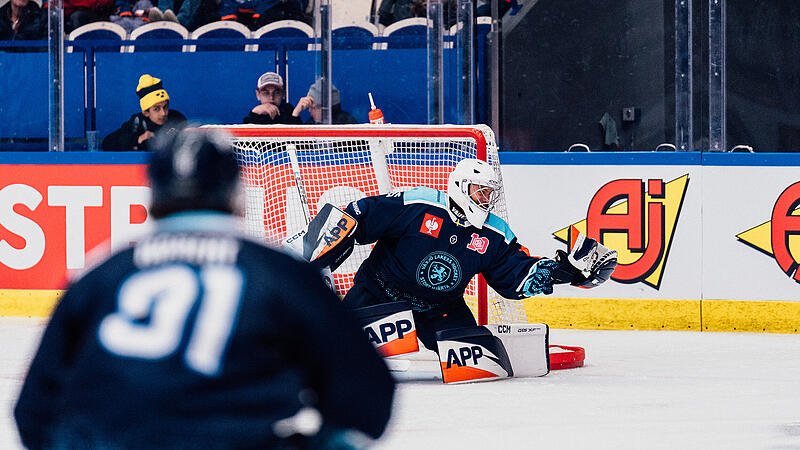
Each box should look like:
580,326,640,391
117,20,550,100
138,131,155,144
292,96,314,117
252,103,279,119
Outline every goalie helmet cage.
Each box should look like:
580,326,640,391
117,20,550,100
208,124,527,326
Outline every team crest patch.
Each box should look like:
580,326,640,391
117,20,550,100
420,213,444,238
417,251,462,292
467,233,489,254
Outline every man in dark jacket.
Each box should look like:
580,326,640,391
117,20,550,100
63,0,114,32
243,71,302,125
15,128,395,449
102,74,187,151
0,0,46,41
292,78,359,125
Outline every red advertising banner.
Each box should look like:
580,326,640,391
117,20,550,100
1,164,149,289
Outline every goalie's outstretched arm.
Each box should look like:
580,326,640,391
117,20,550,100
484,233,617,299
482,240,562,298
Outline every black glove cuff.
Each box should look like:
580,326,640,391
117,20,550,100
552,250,585,285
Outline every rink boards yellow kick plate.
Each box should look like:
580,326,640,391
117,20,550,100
0,290,62,317
2,290,799,334
528,297,800,334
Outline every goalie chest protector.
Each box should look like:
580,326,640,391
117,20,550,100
346,187,537,306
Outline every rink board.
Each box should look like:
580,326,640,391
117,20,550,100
1,152,799,332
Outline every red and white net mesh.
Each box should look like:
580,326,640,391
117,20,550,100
209,124,526,324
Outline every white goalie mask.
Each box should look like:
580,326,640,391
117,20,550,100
446,159,501,228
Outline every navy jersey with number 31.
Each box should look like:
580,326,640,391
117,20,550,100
14,211,394,449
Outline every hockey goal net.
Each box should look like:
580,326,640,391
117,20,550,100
209,124,527,326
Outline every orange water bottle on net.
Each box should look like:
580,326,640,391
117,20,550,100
368,93,385,124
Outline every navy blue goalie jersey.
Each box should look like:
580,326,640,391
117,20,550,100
344,187,547,310
14,211,395,449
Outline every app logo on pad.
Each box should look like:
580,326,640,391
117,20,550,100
420,213,444,238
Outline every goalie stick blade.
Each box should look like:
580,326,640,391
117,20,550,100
549,345,585,370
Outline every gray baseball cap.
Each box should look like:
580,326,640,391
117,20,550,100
257,72,284,89
307,78,340,106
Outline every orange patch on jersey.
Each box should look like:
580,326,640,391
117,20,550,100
420,213,444,238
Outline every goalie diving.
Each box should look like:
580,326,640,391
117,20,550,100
286,158,617,383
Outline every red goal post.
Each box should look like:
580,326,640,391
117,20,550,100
208,124,527,325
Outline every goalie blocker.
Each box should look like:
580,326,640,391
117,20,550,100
284,203,358,274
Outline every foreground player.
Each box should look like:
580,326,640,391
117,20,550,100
332,159,617,354
15,129,395,448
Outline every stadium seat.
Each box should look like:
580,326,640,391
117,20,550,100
381,17,427,49
252,20,315,51
187,21,252,52
127,21,190,52
477,16,492,35
67,21,127,53
331,0,372,29
332,22,380,50
567,143,591,152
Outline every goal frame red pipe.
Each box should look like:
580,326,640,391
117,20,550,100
226,125,491,325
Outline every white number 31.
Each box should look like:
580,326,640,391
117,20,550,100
98,264,243,377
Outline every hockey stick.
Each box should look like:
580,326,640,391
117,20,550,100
287,144,312,225
287,144,335,290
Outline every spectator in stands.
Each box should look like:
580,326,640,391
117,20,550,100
381,0,463,28
292,79,358,125
476,0,511,17
147,0,218,32
63,0,115,33
378,0,424,27
243,72,302,125
109,0,152,34
0,0,46,41
102,74,187,151
219,0,309,31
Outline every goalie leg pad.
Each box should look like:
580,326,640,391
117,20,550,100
435,323,550,384
354,301,419,358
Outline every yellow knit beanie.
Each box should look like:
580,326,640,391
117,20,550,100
137,74,170,112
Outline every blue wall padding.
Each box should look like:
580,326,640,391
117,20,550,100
2,47,467,143
0,53,85,138
94,51,279,137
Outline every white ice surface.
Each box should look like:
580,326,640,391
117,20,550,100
2,318,799,449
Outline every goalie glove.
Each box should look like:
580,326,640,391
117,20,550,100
553,231,617,288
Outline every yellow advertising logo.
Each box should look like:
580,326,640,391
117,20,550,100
553,175,689,289
737,182,800,282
